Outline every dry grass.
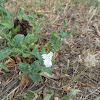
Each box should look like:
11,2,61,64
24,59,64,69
0,0,100,100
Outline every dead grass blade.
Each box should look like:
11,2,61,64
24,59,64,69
40,72,69,80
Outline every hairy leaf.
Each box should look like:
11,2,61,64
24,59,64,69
0,19,14,29
44,90,54,100
0,47,12,61
29,72,42,81
12,34,24,47
24,34,34,44
0,64,9,70
19,62,30,73
42,67,52,75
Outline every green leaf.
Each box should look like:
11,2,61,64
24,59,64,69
0,19,14,29
68,89,80,98
24,34,34,44
12,25,20,34
0,6,7,17
32,93,38,100
19,62,30,73
22,14,30,22
12,34,24,47
44,94,52,100
0,0,5,3
53,45,60,52
42,67,52,75
0,47,12,61
62,19,67,26
21,43,28,50
35,21,40,33
28,14,37,19
56,40,63,45
0,46,2,50
31,60,41,72
45,43,51,51
47,89,54,94
42,46,45,52
59,31,71,38
32,36,38,42
60,89,80,100
44,90,54,100
52,57,55,65
32,45,38,52
27,91,34,99
17,10,24,16
6,31,12,40
29,72,42,81
0,64,9,70
12,48,22,55
31,52,43,65
22,53,30,58
29,44,37,49
49,31,63,46
49,34,58,45
22,93,27,100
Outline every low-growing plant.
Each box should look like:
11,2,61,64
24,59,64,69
22,90,35,100
60,89,80,100
0,1,71,81
22,89,80,100
44,89,54,100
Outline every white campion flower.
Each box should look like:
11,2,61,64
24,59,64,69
42,52,53,67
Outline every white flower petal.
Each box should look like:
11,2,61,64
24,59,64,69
48,52,53,59
44,59,52,67
42,52,53,67
42,54,47,59
42,52,53,60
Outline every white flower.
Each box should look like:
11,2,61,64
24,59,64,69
42,52,53,67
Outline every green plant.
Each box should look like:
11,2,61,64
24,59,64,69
0,2,71,81
44,89,54,100
22,90,38,100
60,89,80,100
